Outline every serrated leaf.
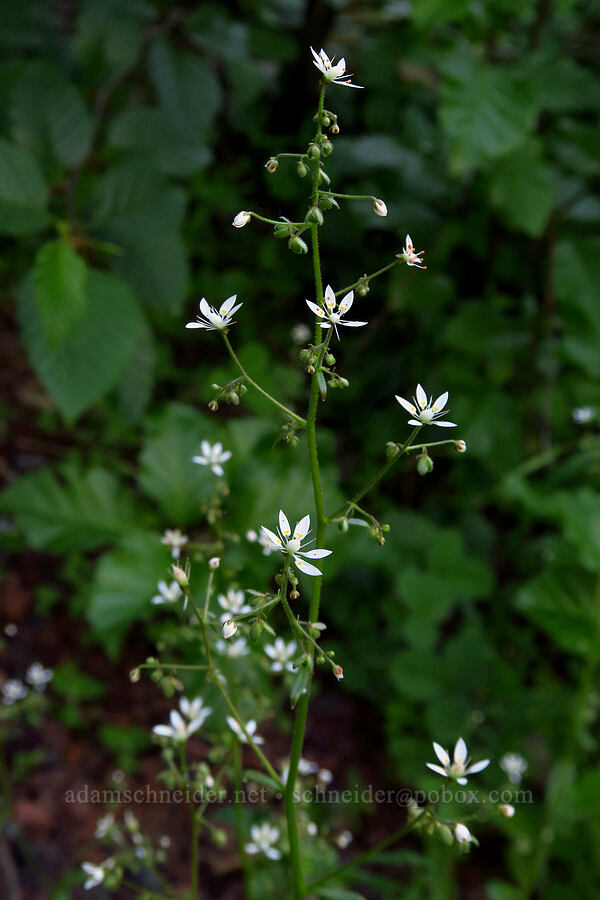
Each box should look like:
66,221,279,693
0,136,48,234
34,240,88,346
18,267,145,420
0,462,142,552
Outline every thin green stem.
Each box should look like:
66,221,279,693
250,212,305,227
319,191,376,201
221,332,306,427
326,428,422,521
274,153,306,160
407,439,461,452
334,259,400,297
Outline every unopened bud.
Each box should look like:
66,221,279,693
265,157,279,173
499,804,515,818
455,440,467,453
288,235,308,255
417,453,434,476
232,210,251,228
209,557,220,570
333,665,344,680
319,196,339,211
297,161,308,177
438,824,454,846
227,391,240,406
129,668,141,683
306,365,315,374
222,619,237,639
339,377,349,388
290,589,300,600
386,441,400,460
172,565,189,589
329,123,340,135
308,143,320,160
318,168,330,185
454,823,473,844
306,206,324,226
322,115,331,127
273,223,291,239
373,198,388,217
289,435,299,448
212,829,227,847
321,140,333,157
208,400,218,411
325,353,336,365
250,621,263,642
357,278,369,296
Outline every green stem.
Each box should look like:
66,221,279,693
221,332,306,427
250,212,305,227
326,427,422,521
334,259,400,297
320,191,377,201
233,716,252,899
407,438,461,452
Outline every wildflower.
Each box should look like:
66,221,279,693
499,803,515,818
318,768,333,784
94,813,116,839
454,823,474,844
2,679,28,705
151,580,182,606
333,665,344,680
218,588,251,623
161,529,188,559
336,830,353,849
306,285,367,340
455,440,467,452
291,322,312,344
264,637,297,672
260,510,332,576
222,620,237,639
186,296,242,332
397,234,426,269
192,441,232,477
209,556,220,569
373,198,387,217
572,406,595,424
310,47,363,89
226,716,264,745
426,737,489,785
307,822,318,836
215,637,250,657
395,384,457,428
82,863,105,890
281,757,318,785
25,662,53,692
153,709,204,742
233,211,251,228
245,822,281,860
179,696,212,728
171,564,189,589
500,753,527,784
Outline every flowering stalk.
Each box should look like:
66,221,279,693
333,259,401,298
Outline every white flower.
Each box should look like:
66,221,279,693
246,529,258,542
2,679,28,705
215,637,250,657
318,768,333,784
500,753,527,784
209,556,220,569
260,510,332,577
264,637,297,672
306,285,367,340
336,830,353,849
233,211,251,228
227,716,264,745
192,441,232,477
94,813,116,839
161,529,188,559
222,619,237,639
373,198,387,217
82,863,105,890
179,696,212,727
310,46,363,89
396,384,457,428
426,737,489,785
186,295,242,332
218,588,251,623
572,406,595,424
499,803,515,818
291,323,312,344
25,663,53,692
151,580,182,606
245,822,281,860
281,757,318,785
397,234,426,269
153,709,204,742
454,823,474,844
307,821,318,836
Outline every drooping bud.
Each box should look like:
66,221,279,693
308,143,320,160
172,565,189,589
338,518,349,532
386,441,400,460
329,123,340,135
232,211,251,228
265,157,279,173
222,619,237,639
226,390,240,406
333,665,344,680
129,668,141,683
373,198,388,217
325,352,336,366
417,453,434,476
288,235,308,254
319,195,339,211
318,168,330,185
357,276,370,296
273,222,292,239
454,823,473,844
306,206,324,226
322,115,331,127
208,400,218,411
250,621,263,642
297,161,308,177
499,804,515,818
321,140,333,157
455,440,467,453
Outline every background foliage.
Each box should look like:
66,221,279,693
1,0,600,897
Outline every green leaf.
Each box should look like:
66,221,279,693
108,106,212,176
88,532,170,657
18,267,145,420
33,240,88,346
148,39,221,133
555,239,600,377
10,60,94,168
116,316,156,422
0,136,48,234
0,461,142,552
412,0,472,27
289,666,310,708
52,661,107,701
488,140,556,237
242,770,280,792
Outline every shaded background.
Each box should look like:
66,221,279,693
1,0,600,897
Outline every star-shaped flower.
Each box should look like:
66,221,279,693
161,529,188,559
82,863,105,890
151,580,182,606
192,441,232,476
218,588,252,623
260,510,332,577
426,737,489,785
185,295,242,332
226,716,264,745
264,637,297,672
397,234,426,269
395,384,457,428
245,822,282,860
179,696,212,728
310,47,363,89
25,663,53,692
500,752,528,784
153,708,205,742
306,285,367,340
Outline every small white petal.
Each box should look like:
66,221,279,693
279,509,291,537
433,391,449,412
431,420,457,428
185,322,206,329
199,299,212,319
324,285,336,310
293,556,323,577
297,548,332,559
340,320,367,327
293,514,311,541
306,299,326,318
211,464,224,476
260,526,282,548
220,295,238,314
433,742,451,765
396,395,416,415
464,759,490,775
416,384,427,407
426,763,448,777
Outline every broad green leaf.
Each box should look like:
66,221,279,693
33,240,88,346
10,61,94,168
108,106,212,176
0,462,142,552
18,267,145,420
555,239,600,378
488,140,556,237
74,0,153,76
412,0,472,27
116,316,156,422
0,136,48,234
88,532,170,658
148,39,221,132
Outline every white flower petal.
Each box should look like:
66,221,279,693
153,725,174,737
431,420,457,427
293,556,323,577
433,742,451,765
293,514,311,541
199,298,211,319
185,322,207,329
260,526,282,548
395,395,416,415
416,384,427,408
426,763,448,777
279,509,291,537
306,299,326,318
407,419,423,427
192,456,208,465
220,295,237,314
432,391,449,412
464,759,490,775
211,464,224,476
454,738,468,764
324,285,336,311
297,549,332,559
340,320,367,327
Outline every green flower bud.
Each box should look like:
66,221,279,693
357,279,370,297
265,157,279,173
417,453,434,476
288,235,308,254
297,161,308,177
386,441,399,460
212,829,228,847
273,222,291,239
239,383,247,394
289,435,299,448
306,206,324,226
339,377,349,388
325,353,336,365
308,143,321,160
322,115,331,127
227,390,240,406
321,140,333,157
438,824,454,846
338,518,349,532
250,621,263,642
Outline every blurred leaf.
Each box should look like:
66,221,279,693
148,39,221,132
555,239,600,377
108,107,212,176
0,461,142,552
412,0,472,27
74,0,153,77
33,240,88,346
243,769,280,792
488,140,556,236
289,666,310,708
0,136,48,234
116,316,156,422
52,661,107,701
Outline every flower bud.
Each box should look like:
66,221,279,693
232,211,251,228
222,619,237,639
333,665,344,680
329,124,340,135
306,206,324,226
325,353,335,365
373,198,388,217
273,222,291,239
289,435,299,448
321,140,333,157
339,377,349,388
250,621,263,642
212,829,227,847
308,143,320,160
386,441,400,460
438,824,454,846
290,589,299,600
297,161,308,177
172,565,189,589
417,453,434,476
288,235,308,254
226,390,240,406
454,823,473,844
209,557,220,570
322,115,331,127
208,400,218,411
129,668,141,683
357,278,370,296
454,440,467,453
319,196,339,211
306,365,315,374
318,168,330,185
499,804,515,818
338,518,349,532
265,157,279,173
